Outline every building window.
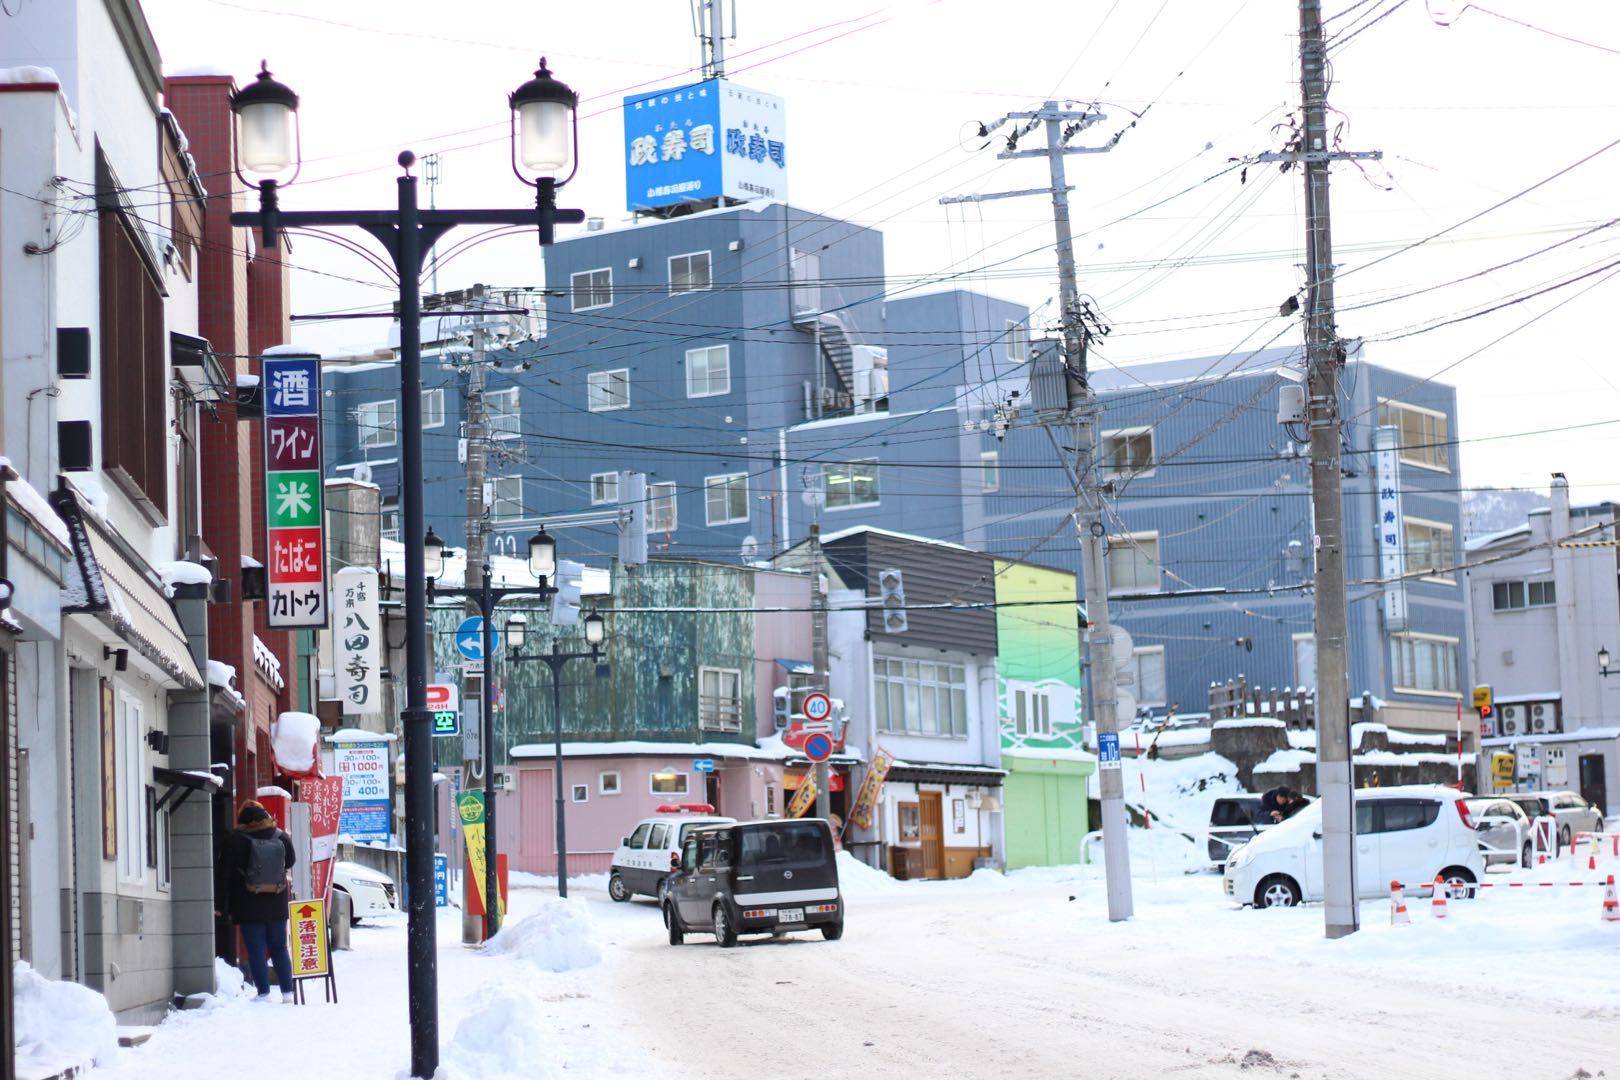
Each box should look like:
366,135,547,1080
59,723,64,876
873,657,968,737
591,472,619,505
650,482,678,532
1126,646,1167,707
650,771,689,795
98,196,168,517
1012,685,1052,737
1404,517,1454,581
1006,320,1027,363
487,387,521,439
571,268,612,311
705,473,749,525
898,801,922,841
669,251,712,293
381,498,400,541
117,693,146,885
1377,399,1450,472
571,783,589,803
422,388,446,429
599,770,622,795
790,248,821,317
1101,427,1154,478
980,450,1000,493
823,460,880,510
357,399,397,449
699,667,744,732
588,369,630,412
1391,633,1461,695
1108,532,1160,593
490,476,523,521
686,345,731,398
1492,579,1556,611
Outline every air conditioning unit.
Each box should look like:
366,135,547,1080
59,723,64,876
1499,705,1525,737
1530,703,1557,734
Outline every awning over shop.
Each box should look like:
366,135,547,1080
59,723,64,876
775,658,815,675
886,762,1005,788
53,488,203,691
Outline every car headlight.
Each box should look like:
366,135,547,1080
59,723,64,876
1227,845,1253,872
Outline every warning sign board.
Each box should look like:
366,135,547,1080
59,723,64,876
289,899,330,979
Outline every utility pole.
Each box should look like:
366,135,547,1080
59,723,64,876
457,286,492,946
809,520,831,821
696,0,729,79
1262,0,1380,939
423,153,442,294
946,102,1131,920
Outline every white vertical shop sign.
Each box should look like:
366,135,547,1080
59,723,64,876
1374,426,1408,632
334,567,382,715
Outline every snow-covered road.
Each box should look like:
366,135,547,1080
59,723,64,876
85,837,1620,1080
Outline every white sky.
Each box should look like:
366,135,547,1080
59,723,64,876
138,0,1620,502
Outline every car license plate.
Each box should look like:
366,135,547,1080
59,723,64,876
778,908,804,923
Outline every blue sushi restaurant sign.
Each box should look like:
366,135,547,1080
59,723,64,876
623,78,788,212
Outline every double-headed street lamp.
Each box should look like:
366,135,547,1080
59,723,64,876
230,59,584,1080
422,526,558,942
506,610,607,899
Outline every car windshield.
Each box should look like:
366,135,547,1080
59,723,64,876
1211,800,1260,827
738,823,828,865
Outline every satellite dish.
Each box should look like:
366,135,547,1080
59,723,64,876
801,489,825,510
353,462,374,484
739,535,759,561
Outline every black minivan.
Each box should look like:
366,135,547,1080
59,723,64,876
663,819,844,947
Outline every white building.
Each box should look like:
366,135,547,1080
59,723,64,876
1464,474,1620,815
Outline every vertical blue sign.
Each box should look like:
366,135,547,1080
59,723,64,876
1097,732,1121,770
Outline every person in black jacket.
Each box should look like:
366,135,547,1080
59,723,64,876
216,800,297,1002
1259,786,1307,823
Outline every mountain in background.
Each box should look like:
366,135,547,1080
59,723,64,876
1462,487,1549,540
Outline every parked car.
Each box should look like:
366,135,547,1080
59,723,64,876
1207,796,1269,867
1509,790,1605,850
1223,785,1486,908
664,818,843,947
1464,797,1534,868
608,805,735,904
331,860,399,924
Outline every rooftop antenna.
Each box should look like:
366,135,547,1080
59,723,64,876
690,0,736,79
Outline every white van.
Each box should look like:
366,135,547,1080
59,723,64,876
608,806,735,904
1223,785,1486,908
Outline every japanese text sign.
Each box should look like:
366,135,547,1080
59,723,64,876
1373,425,1409,632
263,352,328,628
334,567,382,715
623,78,787,212
288,899,330,978
334,740,391,843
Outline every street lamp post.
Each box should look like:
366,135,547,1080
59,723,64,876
1601,648,1615,677
422,528,557,941
506,610,607,899
229,61,584,1080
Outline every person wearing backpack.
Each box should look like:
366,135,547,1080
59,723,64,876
216,800,297,1002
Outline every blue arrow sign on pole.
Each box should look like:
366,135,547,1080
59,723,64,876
693,759,716,773
456,616,499,660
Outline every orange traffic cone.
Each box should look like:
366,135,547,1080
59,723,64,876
1591,854,1599,872
1390,880,1411,925
1602,874,1619,924
1431,874,1449,919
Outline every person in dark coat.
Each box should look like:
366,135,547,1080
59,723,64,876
216,800,296,1002
1260,786,1307,823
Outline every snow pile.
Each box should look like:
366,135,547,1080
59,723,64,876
271,711,321,776
835,850,910,896
13,962,118,1073
441,988,561,1080
484,896,602,972
156,560,212,595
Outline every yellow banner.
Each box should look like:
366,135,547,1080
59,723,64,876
457,791,497,916
787,771,817,818
288,899,329,979
847,747,894,830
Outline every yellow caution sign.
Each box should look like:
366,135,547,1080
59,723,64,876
289,899,329,979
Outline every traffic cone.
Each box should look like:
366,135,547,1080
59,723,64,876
1591,854,1599,872
1389,880,1411,926
1602,875,1619,924
1431,874,1449,919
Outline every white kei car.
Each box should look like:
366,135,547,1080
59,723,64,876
331,860,400,924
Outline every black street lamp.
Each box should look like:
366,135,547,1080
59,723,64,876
230,62,584,1080
1600,647,1615,677
423,528,559,942
507,610,608,899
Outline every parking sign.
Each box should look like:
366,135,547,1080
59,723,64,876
428,683,460,737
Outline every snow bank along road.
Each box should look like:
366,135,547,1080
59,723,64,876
597,863,1618,1080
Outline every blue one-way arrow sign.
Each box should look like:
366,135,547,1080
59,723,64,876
455,617,499,661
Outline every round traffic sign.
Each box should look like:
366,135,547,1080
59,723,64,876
803,691,832,722
803,731,834,762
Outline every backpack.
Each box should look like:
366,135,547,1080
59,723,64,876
242,831,287,894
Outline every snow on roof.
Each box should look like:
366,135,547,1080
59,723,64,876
379,537,610,594
1252,748,1314,773
156,561,213,594
1003,745,1098,763
815,523,973,553
789,408,926,433
206,660,237,689
1144,727,1211,748
0,66,62,86
1494,691,1562,705
3,472,71,549
167,65,235,77
1482,726,1620,746
324,728,397,743
1465,524,1532,552
241,555,263,569
511,739,792,762
1211,716,1287,730
262,344,321,357
235,373,260,389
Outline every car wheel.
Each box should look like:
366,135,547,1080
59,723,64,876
608,872,631,903
820,921,844,941
713,902,737,948
1254,875,1301,908
1521,841,1533,869
1441,866,1477,900
664,903,684,946
1560,825,1572,849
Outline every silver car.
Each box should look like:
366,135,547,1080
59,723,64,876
1464,797,1533,868
1511,790,1605,850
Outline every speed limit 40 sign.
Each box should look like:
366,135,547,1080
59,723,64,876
802,691,832,724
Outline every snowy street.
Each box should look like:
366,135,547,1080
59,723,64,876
88,834,1620,1080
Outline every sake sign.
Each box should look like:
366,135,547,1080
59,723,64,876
263,350,328,628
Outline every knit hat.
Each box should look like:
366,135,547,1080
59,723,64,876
237,800,272,826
